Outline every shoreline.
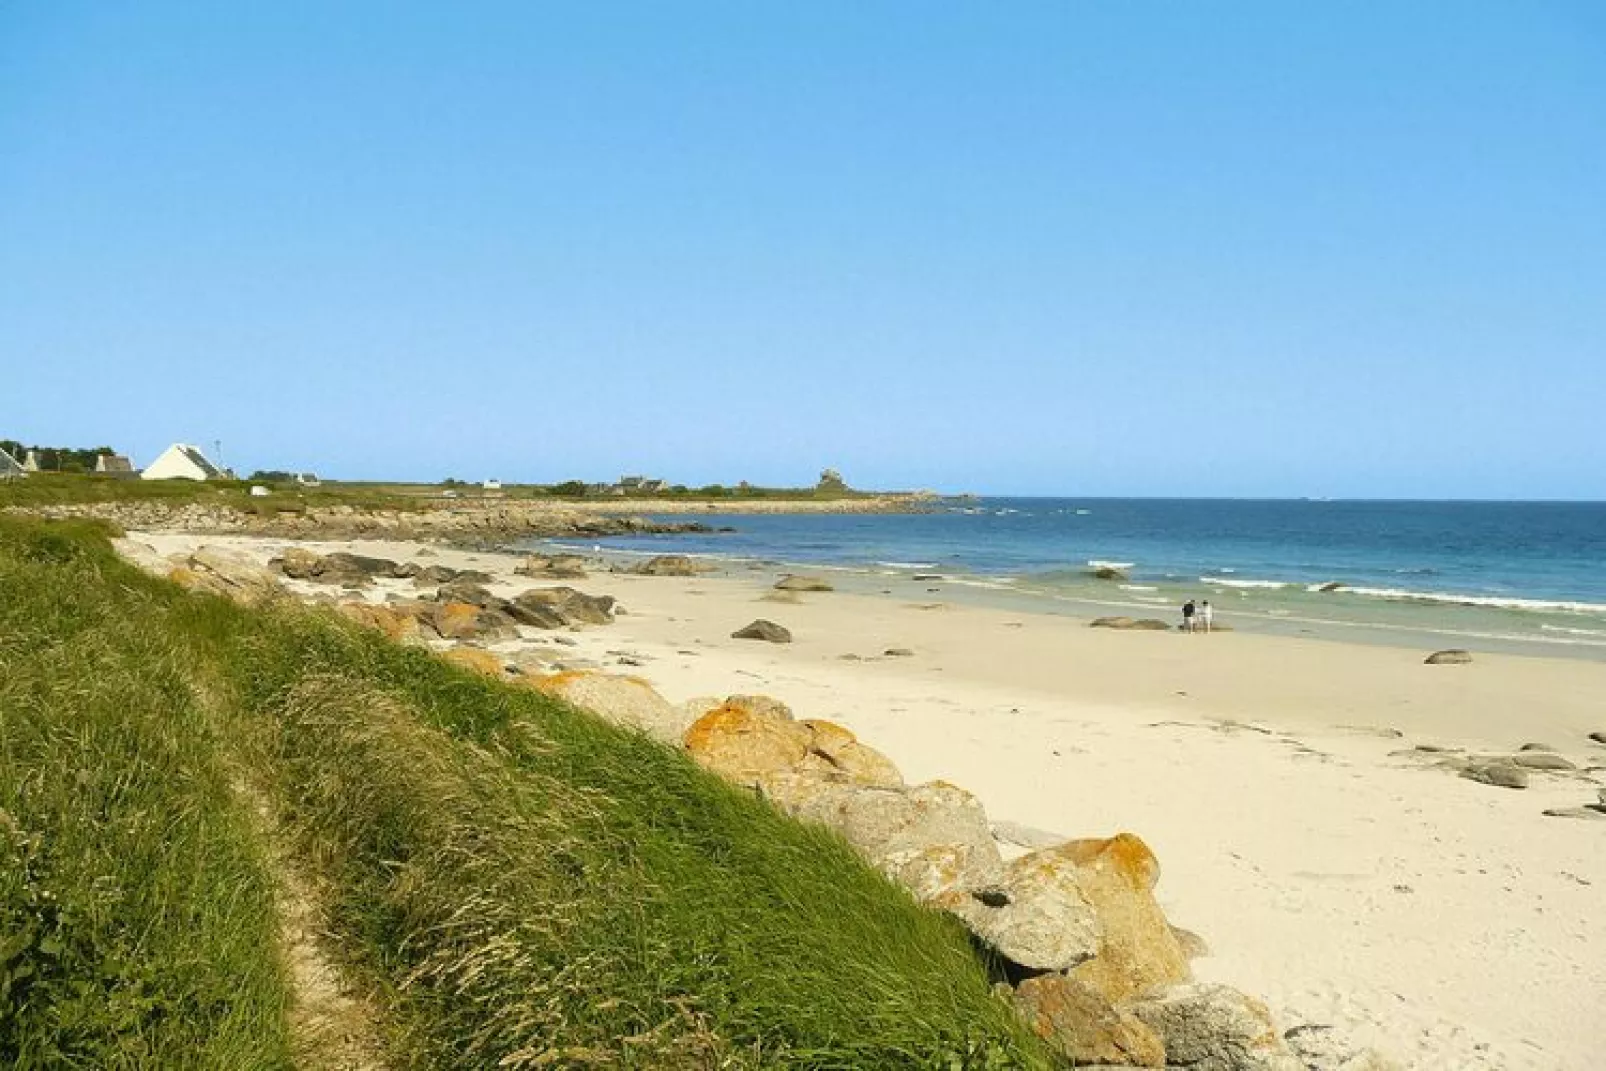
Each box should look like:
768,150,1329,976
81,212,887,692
531,538,1606,663
120,530,1606,1069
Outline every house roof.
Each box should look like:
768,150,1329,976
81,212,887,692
95,454,134,473
174,444,224,478
0,445,23,475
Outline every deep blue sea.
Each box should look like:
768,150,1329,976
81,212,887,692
540,499,1606,659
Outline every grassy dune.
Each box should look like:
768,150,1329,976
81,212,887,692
0,520,293,1068
0,517,1051,1068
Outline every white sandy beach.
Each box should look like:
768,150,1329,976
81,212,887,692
132,532,1606,1070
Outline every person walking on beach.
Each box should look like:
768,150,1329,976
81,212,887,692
1181,599,1196,633
1200,600,1214,634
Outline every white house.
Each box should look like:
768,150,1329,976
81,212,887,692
141,443,226,481
0,445,24,478
483,478,502,491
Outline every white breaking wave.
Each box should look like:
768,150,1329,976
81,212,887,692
1088,560,1135,570
1541,623,1606,637
1119,584,1159,592
876,561,938,570
1201,576,1292,590
1338,586,1606,615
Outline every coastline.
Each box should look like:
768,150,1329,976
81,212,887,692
7,492,925,542
532,526,1606,664
116,529,1606,1070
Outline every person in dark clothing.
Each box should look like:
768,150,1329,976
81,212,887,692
1182,599,1196,633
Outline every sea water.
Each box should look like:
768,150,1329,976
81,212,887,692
536,498,1606,660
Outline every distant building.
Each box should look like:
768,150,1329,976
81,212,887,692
295,473,321,487
22,449,42,473
94,453,137,478
483,478,502,491
141,443,226,481
249,485,272,497
615,475,667,494
0,445,24,479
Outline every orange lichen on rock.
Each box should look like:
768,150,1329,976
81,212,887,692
1063,832,1163,891
440,647,507,677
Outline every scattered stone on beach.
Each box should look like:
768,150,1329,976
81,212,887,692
758,590,802,604
1459,761,1529,790
411,564,459,586
732,619,792,643
1424,649,1473,665
1090,617,1171,631
775,574,834,592
514,552,588,579
912,573,943,581
1315,581,1345,593
883,647,915,657
1517,742,1556,752
1509,751,1576,771
1542,807,1606,821
1088,565,1129,581
1131,983,1302,1071
529,671,689,744
1588,731,1606,746
1284,1023,1403,1071
631,554,705,577
1009,974,1165,1068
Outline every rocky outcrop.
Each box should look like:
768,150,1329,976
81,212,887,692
934,834,1188,984
682,700,903,791
510,587,616,627
1131,983,1302,1071
1059,835,1192,1004
21,499,716,541
514,553,588,579
440,647,508,677
529,671,689,744
732,619,792,643
167,545,283,605
1424,649,1472,665
1010,974,1166,1067
775,575,834,592
630,555,705,577
1458,761,1528,790
336,601,424,642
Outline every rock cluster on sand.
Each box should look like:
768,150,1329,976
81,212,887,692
732,619,792,643
629,554,707,577
774,574,834,592
1424,649,1473,665
514,552,589,579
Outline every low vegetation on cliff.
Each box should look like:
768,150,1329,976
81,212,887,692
0,517,1048,1067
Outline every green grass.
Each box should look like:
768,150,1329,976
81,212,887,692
0,473,888,512
0,520,294,1068
0,517,1050,1069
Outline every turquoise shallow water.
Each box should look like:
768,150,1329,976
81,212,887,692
532,498,1606,660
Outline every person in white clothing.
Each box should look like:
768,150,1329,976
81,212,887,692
1200,600,1214,633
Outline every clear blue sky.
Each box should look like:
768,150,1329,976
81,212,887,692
3,3,1603,497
